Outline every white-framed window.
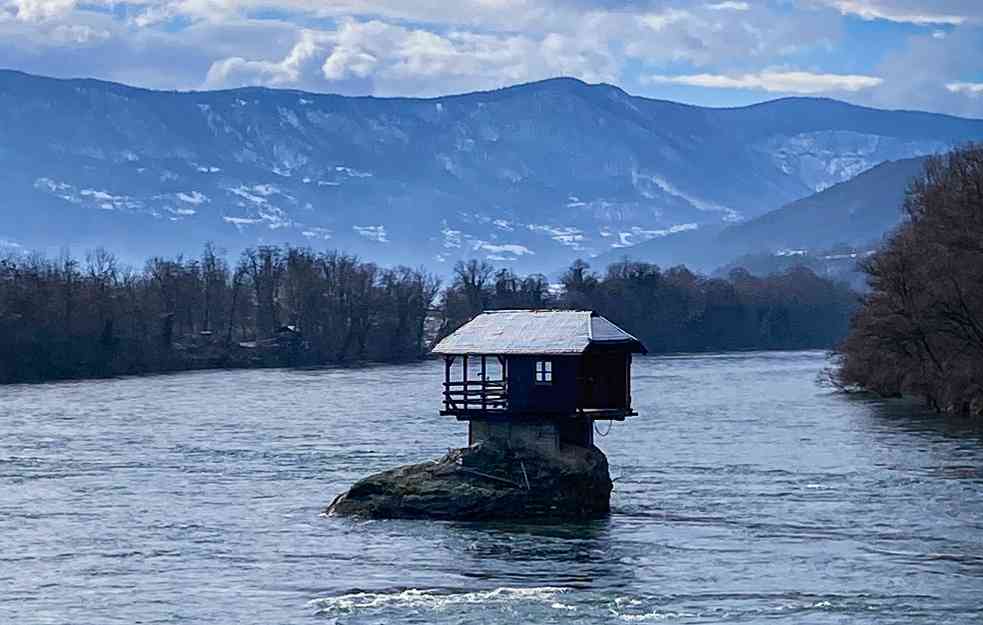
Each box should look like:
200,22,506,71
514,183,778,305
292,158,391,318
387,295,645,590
535,359,552,384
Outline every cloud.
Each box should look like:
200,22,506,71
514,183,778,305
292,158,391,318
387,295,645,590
946,82,983,97
5,0,76,21
206,29,331,88
863,25,983,116
3,0,842,97
644,70,883,94
706,1,749,10
0,0,980,118
48,22,109,43
206,17,619,95
624,4,839,69
818,1,970,25
637,8,690,31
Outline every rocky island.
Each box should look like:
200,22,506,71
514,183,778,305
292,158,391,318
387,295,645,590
326,441,613,520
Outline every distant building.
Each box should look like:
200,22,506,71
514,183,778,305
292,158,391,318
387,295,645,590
432,310,646,454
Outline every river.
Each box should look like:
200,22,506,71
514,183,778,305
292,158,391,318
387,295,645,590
1,350,981,624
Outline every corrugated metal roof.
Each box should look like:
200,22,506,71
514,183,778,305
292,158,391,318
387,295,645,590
432,310,645,355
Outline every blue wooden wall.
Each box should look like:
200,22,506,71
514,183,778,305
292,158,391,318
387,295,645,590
506,355,579,413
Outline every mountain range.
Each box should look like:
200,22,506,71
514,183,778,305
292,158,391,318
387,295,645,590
1,69,982,273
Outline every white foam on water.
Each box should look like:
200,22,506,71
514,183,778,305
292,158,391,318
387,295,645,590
309,586,570,614
619,611,695,622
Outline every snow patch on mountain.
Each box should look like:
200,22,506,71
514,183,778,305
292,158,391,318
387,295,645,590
35,178,80,204
566,198,643,223
177,191,208,205
35,178,144,211
499,168,524,183
441,224,463,249
226,184,295,208
0,237,24,252
35,178,210,222
526,224,588,251
301,226,332,240
335,166,372,178
472,241,534,259
437,154,460,177
221,185,294,230
223,216,263,228
759,131,949,192
278,106,301,130
440,222,540,260
632,170,740,221
197,103,238,138
354,225,388,243
227,186,268,205
261,206,292,229
223,203,292,230
609,223,699,248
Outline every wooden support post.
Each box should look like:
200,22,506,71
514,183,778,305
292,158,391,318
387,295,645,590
444,355,452,410
626,353,632,409
499,356,508,411
462,354,468,410
481,355,487,412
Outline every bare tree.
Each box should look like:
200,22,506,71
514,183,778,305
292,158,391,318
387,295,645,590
838,144,983,415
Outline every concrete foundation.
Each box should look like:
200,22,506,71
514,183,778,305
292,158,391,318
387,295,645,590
468,418,594,454
469,420,558,454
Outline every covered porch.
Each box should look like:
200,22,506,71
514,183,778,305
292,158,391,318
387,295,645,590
440,354,510,415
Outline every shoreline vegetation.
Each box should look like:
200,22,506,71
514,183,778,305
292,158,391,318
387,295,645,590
0,239,857,385
834,144,983,418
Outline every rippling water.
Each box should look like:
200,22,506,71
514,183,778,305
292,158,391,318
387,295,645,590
2,351,982,624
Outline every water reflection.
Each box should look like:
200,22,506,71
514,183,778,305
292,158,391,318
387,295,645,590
862,394,983,441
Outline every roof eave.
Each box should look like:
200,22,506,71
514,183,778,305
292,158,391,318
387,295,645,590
431,348,588,356
587,339,648,354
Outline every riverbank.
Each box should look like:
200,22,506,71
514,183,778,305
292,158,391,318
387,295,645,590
1,345,851,385
0,338,431,385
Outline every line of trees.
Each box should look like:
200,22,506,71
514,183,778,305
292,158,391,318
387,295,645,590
0,244,439,383
443,258,857,354
1,239,860,384
836,145,983,417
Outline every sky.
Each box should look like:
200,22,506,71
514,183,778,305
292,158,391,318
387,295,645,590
1,0,982,116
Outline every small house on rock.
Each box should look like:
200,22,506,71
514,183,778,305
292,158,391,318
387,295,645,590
432,310,646,453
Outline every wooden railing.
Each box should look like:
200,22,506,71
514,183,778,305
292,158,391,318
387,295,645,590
443,380,508,412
